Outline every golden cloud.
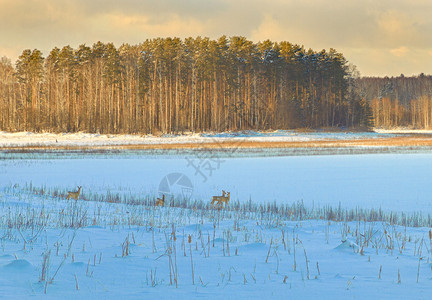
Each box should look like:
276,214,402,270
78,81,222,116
107,14,204,37
390,46,409,57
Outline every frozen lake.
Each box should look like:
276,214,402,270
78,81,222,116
1,150,432,213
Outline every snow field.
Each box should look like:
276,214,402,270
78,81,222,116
1,186,432,299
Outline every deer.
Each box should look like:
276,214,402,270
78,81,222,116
156,194,165,207
218,192,230,208
211,190,226,207
211,191,230,208
66,186,82,200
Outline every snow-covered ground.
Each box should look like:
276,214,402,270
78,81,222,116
0,185,431,299
1,150,432,299
374,128,432,134
0,130,400,148
0,190,430,299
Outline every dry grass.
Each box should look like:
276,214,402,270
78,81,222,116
2,136,432,151
16,183,432,229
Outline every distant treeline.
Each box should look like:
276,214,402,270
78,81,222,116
0,37,372,134
357,75,432,128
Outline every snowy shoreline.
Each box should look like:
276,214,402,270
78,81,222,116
0,129,412,148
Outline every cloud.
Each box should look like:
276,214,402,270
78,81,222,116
390,46,409,57
76,0,227,19
348,47,432,77
105,13,205,38
0,0,432,75
374,10,430,48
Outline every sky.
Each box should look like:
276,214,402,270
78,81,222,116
0,0,431,77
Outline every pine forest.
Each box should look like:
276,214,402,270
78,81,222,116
0,37,374,134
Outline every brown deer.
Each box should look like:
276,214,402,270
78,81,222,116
211,190,226,207
218,192,230,208
156,194,165,207
211,190,230,208
66,186,82,200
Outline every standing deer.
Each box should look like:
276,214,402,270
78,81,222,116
218,192,230,208
156,194,165,207
211,190,230,208
66,186,82,200
211,190,226,207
